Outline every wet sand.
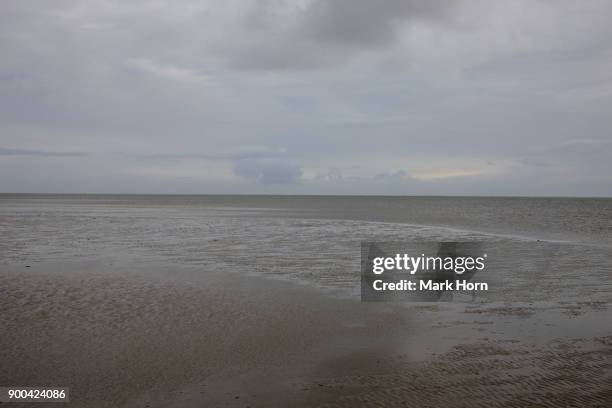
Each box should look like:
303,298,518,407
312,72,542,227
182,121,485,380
1,258,610,407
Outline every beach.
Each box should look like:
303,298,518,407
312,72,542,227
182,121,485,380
1,195,611,407
3,0,612,404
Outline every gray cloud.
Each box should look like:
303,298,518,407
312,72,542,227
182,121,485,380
374,169,410,183
300,0,453,46
234,158,303,184
0,0,612,195
0,148,88,157
128,146,290,161
224,0,456,70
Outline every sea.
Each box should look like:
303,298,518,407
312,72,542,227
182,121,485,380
1,194,611,304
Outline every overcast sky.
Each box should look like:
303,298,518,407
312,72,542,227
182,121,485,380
1,0,612,195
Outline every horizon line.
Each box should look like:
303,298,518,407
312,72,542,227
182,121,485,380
1,192,611,199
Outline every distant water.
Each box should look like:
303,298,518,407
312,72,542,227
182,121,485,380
1,194,611,302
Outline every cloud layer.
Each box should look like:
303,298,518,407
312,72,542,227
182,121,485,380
1,0,612,195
